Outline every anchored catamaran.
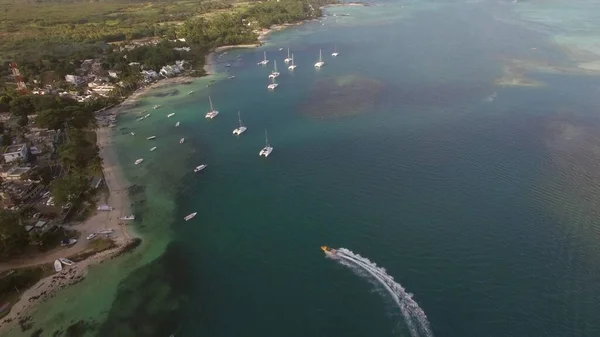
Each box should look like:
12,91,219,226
205,96,219,119
233,111,247,135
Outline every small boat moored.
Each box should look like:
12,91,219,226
54,260,62,272
314,49,325,68
167,113,175,118
194,164,207,173
119,215,135,220
150,147,157,152
184,212,197,221
147,136,156,140
180,138,185,144
153,105,162,109
59,258,74,266
175,122,180,127
135,158,144,165
259,130,274,157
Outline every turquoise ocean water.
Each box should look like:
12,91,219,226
11,1,600,336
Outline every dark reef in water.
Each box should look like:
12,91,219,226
96,243,193,337
301,75,383,118
151,89,180,97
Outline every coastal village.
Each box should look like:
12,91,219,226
0,0,348,334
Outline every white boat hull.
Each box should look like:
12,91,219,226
54,260,62,272
268,84,279,90
259,146,273,157
233,126,247,135
314,62,325,68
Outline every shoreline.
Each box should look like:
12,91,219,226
0,2,352,331
0,85,153,333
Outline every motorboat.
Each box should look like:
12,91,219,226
119,215,135,220
194,164,207,173
153,105,162,109
228,76,235,79
135,158,144,165
268,60,280,79
175,122,180,127
257,51,269,65
233,111,247,135
188,90,195,95
131,132,135,136
259,130,273,157
320,246,337,256
147,136,156,140
167,113,175,118
184,212,197,221
86,233,96,240
180,138,185,144
288,54,297,71
98,229,114,235
314,49,325,68
205,96,219,119
54,260,62,272
59,258,74,266
150,147,157,152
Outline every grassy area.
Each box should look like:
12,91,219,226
0,0,242,61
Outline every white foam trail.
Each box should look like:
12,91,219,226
331,248,434,337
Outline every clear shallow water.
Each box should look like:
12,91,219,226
11,1,600,336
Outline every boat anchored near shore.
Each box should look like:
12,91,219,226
269,60,280,79
288,54,297,71
180,138,185,144
194,164,207,173
184,212,197,221
314,49,325,68
205,96,219,119
284,48,292,63
268,77,279,90
135,158,144,165
257,51,269,65
259,130,273,157
233,111,247,135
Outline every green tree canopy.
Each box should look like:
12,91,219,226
0,210,29,258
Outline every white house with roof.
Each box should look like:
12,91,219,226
3,144,27,163
65,74,85,86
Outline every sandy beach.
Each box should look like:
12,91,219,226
0,83,157,332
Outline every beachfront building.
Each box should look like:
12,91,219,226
159,60,186,77
141,70,160,83
3,144,28,163
65,75,86,86
88,82,116,97
0,165,31,181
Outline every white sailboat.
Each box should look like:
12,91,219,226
194,164,207,173
332,45,339,57
284,48,292,63
267,77,278,90
233,111,247,135
288,54,297,70
259,130,273,157
205,96,219,119
257,51,269,65
314,49,325,68
268,60,280,79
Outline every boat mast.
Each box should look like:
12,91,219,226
291,54,294,65
287,48,290,58
264,51,267,62
319,49,322,62
274,60,278,72
209,96,213,111
238,111,242,127
265,129,269,147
